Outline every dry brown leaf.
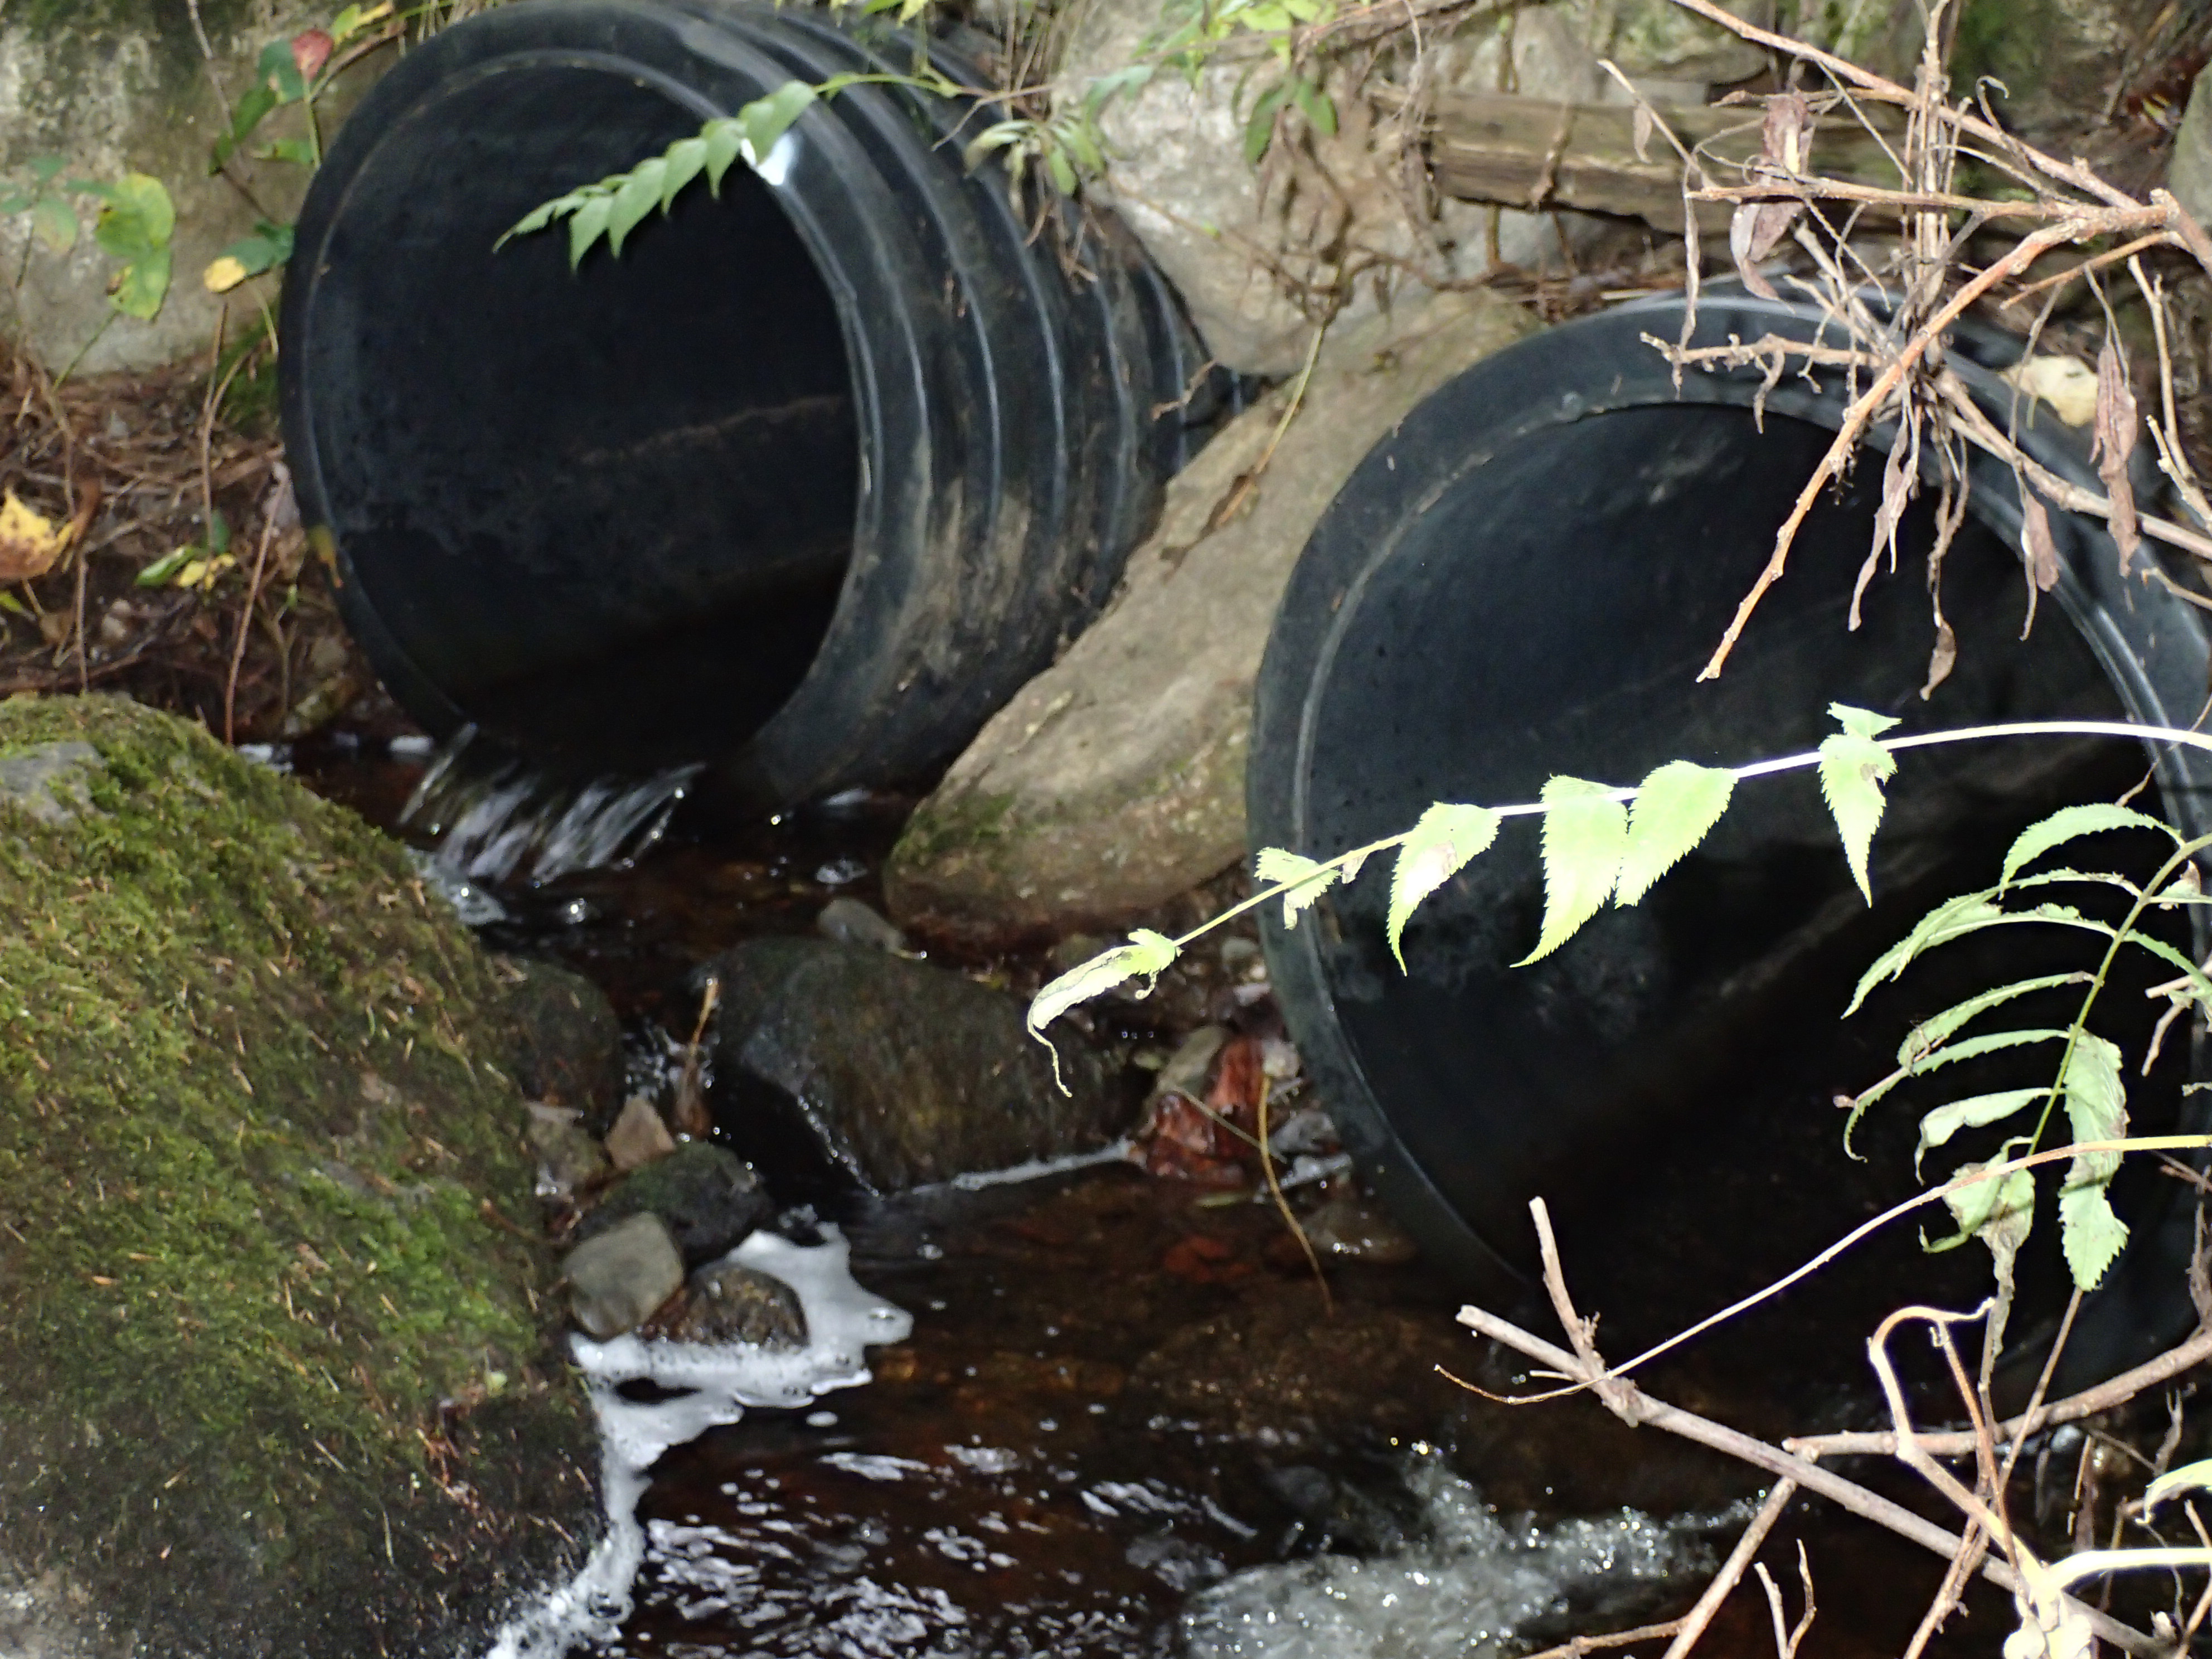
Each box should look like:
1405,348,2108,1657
2092,335,2141,574
1762,91,1813,177
2019,490,2059,637
1632,103,1655,163
1729,202,1800,302
0,489,69,583
1921,616,1957,697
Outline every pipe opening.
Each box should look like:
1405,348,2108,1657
299,61,858,770
1298,404,2187,1381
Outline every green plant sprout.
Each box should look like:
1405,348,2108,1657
502,0,1346,251
1028,707,2212,1297
203,3,399,295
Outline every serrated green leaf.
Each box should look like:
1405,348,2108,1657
135,545,196,586
2059,1181,2128,1290
1917,1088,2051,1171
1616,760,1734,906
1027,928,1180,1037
1909,1026,2072,1076
91,173,173,260
1385,802,1500,968
1060,118,1105,174
740,80,818,167
2146,1458,2212,1511
1897,973,2088,1068
2062,1031,2127,1182
1084,62,1154,117
703,120,745,195
1518,778,1628,966
661,137,709,213
2000,801,2176,892
1828,702,1902,741
606,162,663,257
567,193,613,268
1818,728,1896,904
257,137,317,168
1846,894,2006,1015
28,196,74,255
1254,847,1339,929
2121,929,2212,1009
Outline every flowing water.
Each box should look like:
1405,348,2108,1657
287,726,2126,1659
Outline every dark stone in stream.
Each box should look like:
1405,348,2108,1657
707,937,1129,1192
576,1142,774,1265
499,952,624,1129
652,1260,808,1348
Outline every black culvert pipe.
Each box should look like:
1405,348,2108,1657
1253,290,2212,1390
280,0,1215,804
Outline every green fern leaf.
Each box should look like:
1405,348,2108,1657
1915,1086,2050,1171
566,192,613,268
661,137,709,213
1253,847,1338,929
1845,892,2006,1015
1895,972,2088,1067
1937,1158,2035,1278
740,80,819,167
1517,778,1628,965
606,160,664,257
2061,1032,2127,1177
1384,803,1500,969
1818,704,1900,904
1616,760,1734,906
702,119,745,195
2000,802,2176,892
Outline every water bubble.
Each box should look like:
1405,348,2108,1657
814,856,866,887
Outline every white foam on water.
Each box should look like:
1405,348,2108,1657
1182,1457,1721,1659
480,1225,911,1658
941,1140,1135,1192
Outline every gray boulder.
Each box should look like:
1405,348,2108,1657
883,290,1536,947
565,1212,687,1340
709,938,1128,1191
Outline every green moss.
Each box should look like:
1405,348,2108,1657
0,694,595,1655
886,787,1020,876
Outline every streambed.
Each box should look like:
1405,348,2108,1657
283,729,2106,1659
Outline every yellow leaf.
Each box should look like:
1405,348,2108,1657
0,489,68,581
177,554,235,590
202,255,250,294
2000,354,2098,428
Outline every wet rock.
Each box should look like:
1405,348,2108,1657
1287,1184,1421,1266
709,937,1128,1191
566,1212,686,1339
653,1260,809,1349
605,1093,678,1171
0,695,596,1659
576,1143,774,1267
817,895,909,953
884,293,1537,947
499,954,624,1127
526,1102,612,1198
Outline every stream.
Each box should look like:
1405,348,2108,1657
282,726,2151,1659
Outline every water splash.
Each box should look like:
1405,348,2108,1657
1182,1454,1730,1659
400,725,701,886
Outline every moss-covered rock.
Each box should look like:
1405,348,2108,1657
0,693,599,1657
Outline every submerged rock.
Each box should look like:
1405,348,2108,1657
883,293,1537,947
0,694,597,1658
576,1142,774,1267
708,938,1129,1191
566,1212,686,1340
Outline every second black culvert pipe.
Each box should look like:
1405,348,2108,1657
1253,290,2212,1392
280,0,1214,804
